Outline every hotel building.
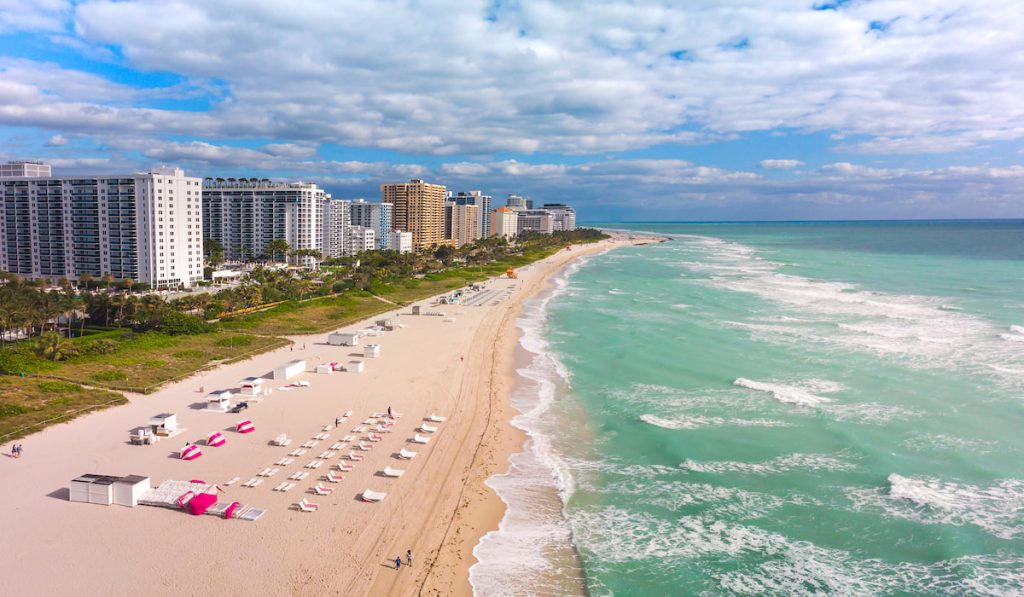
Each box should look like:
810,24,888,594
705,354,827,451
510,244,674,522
388,231,413,253
543,204,577,231
490,207,519,239
203,180,324,266
453,190,492,238
349,199,392,250
381,179,447,250
0,163,204,288
448,202,481,247
321,198,351,259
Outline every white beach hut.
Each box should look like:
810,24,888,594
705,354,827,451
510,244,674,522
70,474,103,503
328,331,360,346
112,475,151,507
206,391,232,412
347,360,365,373
315,363,334,375
88,476,116,505
273,359,306,380
363,344,381,358
239,377,265,397
149,413,178,437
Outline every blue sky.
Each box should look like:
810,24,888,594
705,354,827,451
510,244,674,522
1,1,1023,221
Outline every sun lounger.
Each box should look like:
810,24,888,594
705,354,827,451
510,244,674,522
325,471,344,483
419,424,438,433
398,448,418,459
367,433,382,442
319,450,337,459
224,476,240,486
314,432,330,440
348,452,364,461
273,482,289,491
361,489,386,502
247,478,264,488
289,471,309,481
312,483,333,496
427,414,446,423
297,498,319,512
242,477,259,487
357,442,373,451
411,434,430,444
343,410,353,418
381,467,405,478
323,424,333,431
275,457,294,466
351,425,367,433
330,442,345,450
272,434,290,446
258,468,272,477
375,425,392,433
305,460,324,469
336,462,354,472
289,448,308,457
283,483,296,492
363,418,376,425
341,434,355,442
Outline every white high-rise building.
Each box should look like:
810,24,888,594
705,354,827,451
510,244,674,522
203,180,324,266
388,230,413,253
543,204,576,231
0,163,204,288
506,194,527,210
322,198,352,259
490,207,519,239
346,226,376,255
349,199,392,250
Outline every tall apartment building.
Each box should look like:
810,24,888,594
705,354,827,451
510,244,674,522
0,160,51,178
517,209,555,234
490,207,519,239
506,194,527,210
203,180,324,266
543,204,577,231
381,179,447,250
0,163,203,288
449,203,480,247
453,190,492,238
349,199,392,250
388,231,413,253
321,198,351,259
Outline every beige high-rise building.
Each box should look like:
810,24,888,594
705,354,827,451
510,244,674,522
380,179,447,250
449,203,480,247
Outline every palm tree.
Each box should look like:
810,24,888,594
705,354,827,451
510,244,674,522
101,273,114,292
79,273,94,291
265,239,290,264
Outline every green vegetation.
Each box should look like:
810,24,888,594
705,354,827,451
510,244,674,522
0,376,127,442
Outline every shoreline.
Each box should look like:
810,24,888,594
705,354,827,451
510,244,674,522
0,234,655,597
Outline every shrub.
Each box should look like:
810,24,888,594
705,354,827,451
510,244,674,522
144,360,167,368
0,403,31,418
158,312,213,336
173,349,204,359
38,380,82,393
82,339,119,355
92,370,127,382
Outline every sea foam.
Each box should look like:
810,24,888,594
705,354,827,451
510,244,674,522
733,378,839,407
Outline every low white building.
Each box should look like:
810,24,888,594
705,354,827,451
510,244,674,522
388,230,413,253
517,209,555,234
346,226,376,255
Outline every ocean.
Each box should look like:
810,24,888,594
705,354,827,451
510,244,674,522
470,221,1024,596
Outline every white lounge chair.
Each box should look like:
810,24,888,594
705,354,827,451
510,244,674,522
418,424,438,433
224,476,240,486
281,483,296,492
289,448,307,457
243,477,259,487
258,467,272,477
273,482,288,491
348,451,365,461
325,471,343,483
343,410,353,418
341,434,356,442
362,418,376,425
375,425,392,433
427,414,446,423
361,489,386,502
398,448,418,459
381,467,405,478
289,471,309,481
351,426,367,433
411,434,431,444
330,442,344,450
297,498,319,512
312,483,333,496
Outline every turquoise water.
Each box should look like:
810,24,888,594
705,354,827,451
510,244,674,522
472,221,1024,596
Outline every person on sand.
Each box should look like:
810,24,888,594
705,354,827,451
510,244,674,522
394,556,401,570
10,444,15,458
406,549,412,566
387,406,392,418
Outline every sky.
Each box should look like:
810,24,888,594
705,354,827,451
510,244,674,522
1,0,1023,221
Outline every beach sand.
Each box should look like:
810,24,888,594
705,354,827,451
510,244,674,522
0,236,644,596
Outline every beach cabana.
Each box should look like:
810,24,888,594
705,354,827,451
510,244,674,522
207,432,226,447
88,476,117,505
328,331,360,346
363,344,381,358
236,419,255,434
112,475,151,507
69,474,103,503
375,318,396,331
273,360,306,380
181,444,203,460
348,360,364,373
238,377,265,397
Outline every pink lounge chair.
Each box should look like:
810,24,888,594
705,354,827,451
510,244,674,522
325,471,344,483
337,462,354,472
367,433,382,442
357,442,373,451
312,483,334,496
297,498,319,512
348,452,365,461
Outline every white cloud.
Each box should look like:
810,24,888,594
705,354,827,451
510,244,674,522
45,134,68,146
0,0,1013,156
758,159,805,170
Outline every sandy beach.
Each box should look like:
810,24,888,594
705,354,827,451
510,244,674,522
0,235,645,596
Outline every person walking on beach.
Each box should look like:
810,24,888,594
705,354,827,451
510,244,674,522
394,556,402,570
406,549,412,566
15,444,21,458
387,406,393,418
10,444,16,458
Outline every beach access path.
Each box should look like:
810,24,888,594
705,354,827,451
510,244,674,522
0,235,646,596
